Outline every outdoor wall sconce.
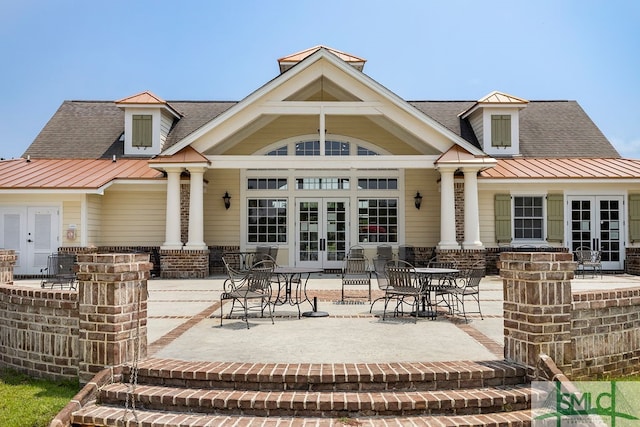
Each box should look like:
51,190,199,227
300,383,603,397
414,192,423,210
222,192,231,210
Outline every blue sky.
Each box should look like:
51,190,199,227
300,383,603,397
1,0,638,159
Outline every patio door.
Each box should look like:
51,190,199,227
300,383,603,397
568,196,623,271
296,198,349,269
0,207,58,275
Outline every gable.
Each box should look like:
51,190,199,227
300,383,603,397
169,48,480,159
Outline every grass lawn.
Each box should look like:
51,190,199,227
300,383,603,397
0,368,80,427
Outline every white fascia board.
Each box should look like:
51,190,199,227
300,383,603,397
0,188,102,195
206,155,439,169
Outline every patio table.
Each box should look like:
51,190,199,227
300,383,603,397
272,266,325,318
413,267,460,318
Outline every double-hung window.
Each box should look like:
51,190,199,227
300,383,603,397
513,196,544,240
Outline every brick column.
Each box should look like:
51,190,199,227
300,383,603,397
0,249,17,284
76,253,151,383
499,252,576,376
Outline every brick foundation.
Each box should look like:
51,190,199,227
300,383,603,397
625,247,640,275
160,249,209,279
0,249,17,284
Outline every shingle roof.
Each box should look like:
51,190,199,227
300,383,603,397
23,98,619,160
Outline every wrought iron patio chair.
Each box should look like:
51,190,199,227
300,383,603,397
369,256,393,313
40,253,77,290
341,254,371,302
428,258,458,313
376,244,394,261
443,267,484,323
220,259,275,329
574,246,603,278
383,259,423,323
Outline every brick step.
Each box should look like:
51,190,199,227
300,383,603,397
125,358,528,392
97,382,533,417
72,402,534,426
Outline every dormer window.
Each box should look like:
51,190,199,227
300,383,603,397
491,115,511,148
115,91,181,157
132,115,153,148
459,91,528,157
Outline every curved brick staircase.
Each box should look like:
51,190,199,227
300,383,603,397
70,358,535,426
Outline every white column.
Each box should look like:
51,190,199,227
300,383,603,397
185,167,207,249
462,168,483,249
438,168,460,249
161,168,183,249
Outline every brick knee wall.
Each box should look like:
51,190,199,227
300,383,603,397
0,285,79,381
160,249,209,279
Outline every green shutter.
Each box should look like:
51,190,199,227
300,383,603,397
546,194,564,242
629,194,640,242
132,115,152,147
491,115,511,147
495,194,512,243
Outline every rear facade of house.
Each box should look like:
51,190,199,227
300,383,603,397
2,46,640,278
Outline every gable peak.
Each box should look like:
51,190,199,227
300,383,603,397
477,91,529,105
277,45,366,73
116,90,166,105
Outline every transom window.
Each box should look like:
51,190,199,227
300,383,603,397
358,199,398,243
358,178,398,190
247,178,288,190
296,178,350,190
514,196,543,240
267,140,380,156
247,199,287,243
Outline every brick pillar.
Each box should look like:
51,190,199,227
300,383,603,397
499,252,576,376
0,249,17,284
76,253,151,383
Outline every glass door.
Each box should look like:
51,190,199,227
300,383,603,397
296,198,349,269
569,196,623,271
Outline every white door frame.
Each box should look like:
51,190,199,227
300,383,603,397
0,206,59,275
566,195,624,271
295,197,350,269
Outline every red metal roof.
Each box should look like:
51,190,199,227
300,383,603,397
480,158,640,179
0,158,163,190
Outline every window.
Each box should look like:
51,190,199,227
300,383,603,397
358,178,398,190
513,196,543,240
358,199,398,243
295,141,320,156
491,115,511,147
266,146,288,156
247,199,287,243
296,178,350,190
325,141,350,156
247,178,287,190
357,146,379,156
132,115,152,147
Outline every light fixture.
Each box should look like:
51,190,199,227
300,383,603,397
414,192,423,210
222,192,231,210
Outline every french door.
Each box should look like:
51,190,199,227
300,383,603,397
296,198,349,269
0,207,58,275
568,196,623,271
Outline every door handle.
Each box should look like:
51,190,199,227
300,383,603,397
27,239,33,243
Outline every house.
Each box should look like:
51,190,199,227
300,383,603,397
2,45,640,278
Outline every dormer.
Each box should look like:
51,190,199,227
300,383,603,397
459,91,528,157
115,91,181,156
